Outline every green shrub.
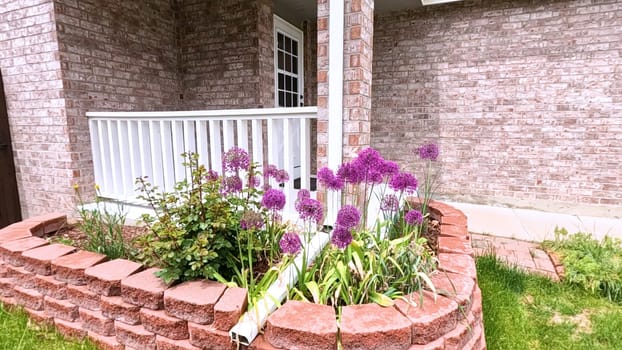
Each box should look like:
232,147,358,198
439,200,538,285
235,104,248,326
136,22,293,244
543,227,622,303
74,185,133,259
135,151,288,288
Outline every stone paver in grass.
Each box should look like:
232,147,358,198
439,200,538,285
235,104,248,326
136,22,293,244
471,233,559,280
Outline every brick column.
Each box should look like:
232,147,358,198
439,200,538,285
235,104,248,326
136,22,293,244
342,0,373,161
316,0,374,210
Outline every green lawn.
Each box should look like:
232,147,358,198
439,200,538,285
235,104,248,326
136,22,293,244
0,303,96,350
477,255,622,350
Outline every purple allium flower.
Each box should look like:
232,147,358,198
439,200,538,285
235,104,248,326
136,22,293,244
240,211,264,230
266,164,278,178
223,147,250,172
275,169,289,183
224,175,243,193
279,232,302,255
380,194,400,212
337,162,364,184
335,205,361,229
351,148,385,184
261,189,286,211
331,226,353,249
379,160,400,178
389,172,418,194
417,142,440,161
317,167,344,191
206,169,219,182
249,176,261,189
296,198,324,223
297,189,311,201
404,209,424,226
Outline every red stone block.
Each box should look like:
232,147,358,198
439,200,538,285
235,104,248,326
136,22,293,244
52,250,107,285
440,215,467,228
265,300,337,350
0,277,15,297
24,213,67,237
67,284,101,311
44,296,79,321
24,307,54,325
33,274,68,299
439,224,469,239
163,280,226,324
471,286,483,319
121,268,170,310
438,253,477,280
340,303,412,350
55,318,87,339
0,236,49,266
0,296,17,308
140,308,189,340
101,295,142,325
248,334,281,350
213,287,247,331
443,319,473,350
115,321,157,350
156,336,202,350
13,285,44,310
408,336,445,350
427,271,475,316
6,265,35,288
88,331,125,350
85,258,143,296
0,263,6,277
438,236,473,256
188,322,235,350
395,291,459,345
0,227,32,244
80,307,115,336
21,244,76,276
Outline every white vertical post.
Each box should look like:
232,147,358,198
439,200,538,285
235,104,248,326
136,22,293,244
106,120,120,196
236,120,249,151
128,120,141,196
282,118,294,213
117,120,132,198
149,121,164,188
300,118,311,190
252,119,264,168
138,121,154,184
171,120,185,183
267,118,277,188
223,120,235,151
327,0,345,223
89,119,103,192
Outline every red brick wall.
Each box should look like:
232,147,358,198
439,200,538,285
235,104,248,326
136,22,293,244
0,0,68,217
179,0,274,109
372,0,622,214
53,0,181,206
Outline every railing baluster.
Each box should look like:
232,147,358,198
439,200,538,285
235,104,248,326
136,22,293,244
127,120,141,197
89,119,103,193
252,119,263,169
223,120,235,151
160,121,175,191
149,120,164,188
236,120,249,151
138,120,153,185
282,118,295,214
171,120,185,183
197,121,209,168
300,118,311,190
106,120,120,196
117,120,131,198
266,118,276,188
209,120,222,172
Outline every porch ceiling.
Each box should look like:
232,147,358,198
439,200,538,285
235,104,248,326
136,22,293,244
275,0,435,26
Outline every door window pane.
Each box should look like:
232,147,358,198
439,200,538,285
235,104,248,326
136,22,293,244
278,33,284,50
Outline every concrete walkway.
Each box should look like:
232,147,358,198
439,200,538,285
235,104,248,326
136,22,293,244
449,201,622,243
471,233,560,281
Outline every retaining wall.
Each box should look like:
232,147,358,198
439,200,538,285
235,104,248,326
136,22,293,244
0,201,485,350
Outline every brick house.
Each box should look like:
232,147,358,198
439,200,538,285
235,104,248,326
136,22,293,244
0,0,620,234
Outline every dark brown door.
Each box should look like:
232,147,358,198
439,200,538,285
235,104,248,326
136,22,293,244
0,71,21,228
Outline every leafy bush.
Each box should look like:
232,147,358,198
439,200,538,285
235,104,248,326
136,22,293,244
73,185,133,259
288,146,438,307
543,227,622,303
135,150,289,288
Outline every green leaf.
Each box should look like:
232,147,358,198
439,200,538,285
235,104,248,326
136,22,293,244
369,291,394,307
305,281,321,304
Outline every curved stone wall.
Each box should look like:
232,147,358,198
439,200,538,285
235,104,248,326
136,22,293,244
0,201,485,350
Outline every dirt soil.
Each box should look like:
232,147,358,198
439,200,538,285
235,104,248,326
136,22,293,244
50,222,148,248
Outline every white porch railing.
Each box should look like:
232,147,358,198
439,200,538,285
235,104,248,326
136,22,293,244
86,107,317,218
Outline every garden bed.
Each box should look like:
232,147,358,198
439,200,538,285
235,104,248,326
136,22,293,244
0,200,485,350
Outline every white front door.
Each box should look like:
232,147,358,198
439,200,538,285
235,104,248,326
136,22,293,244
274,16,304,179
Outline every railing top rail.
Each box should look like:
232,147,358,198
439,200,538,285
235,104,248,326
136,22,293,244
86,107,318,120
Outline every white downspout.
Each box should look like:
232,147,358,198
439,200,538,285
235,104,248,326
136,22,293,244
229,232,330,346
